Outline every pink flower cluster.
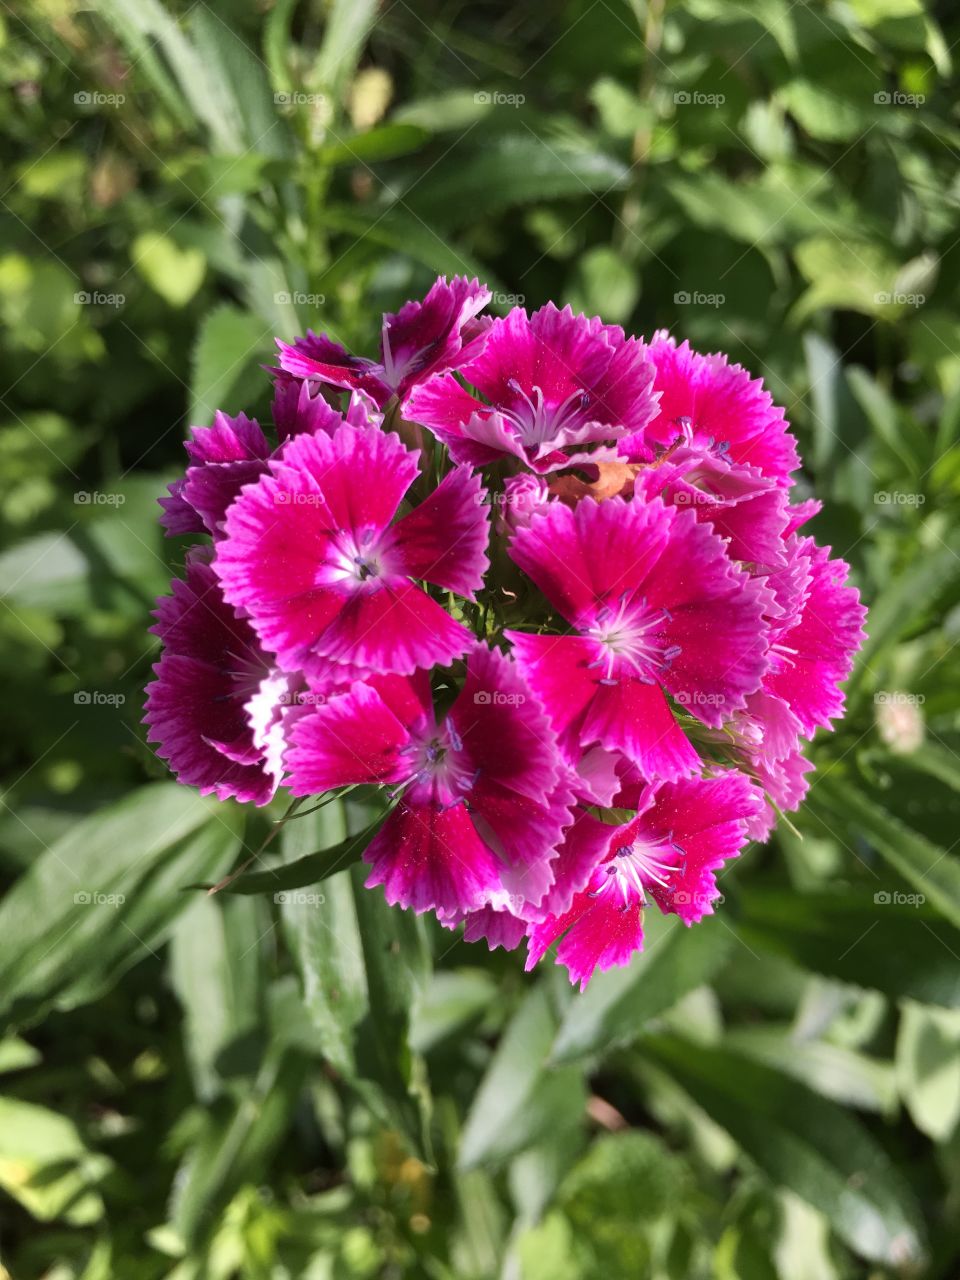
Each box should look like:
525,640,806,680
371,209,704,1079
145,277,865,989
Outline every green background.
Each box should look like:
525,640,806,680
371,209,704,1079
2,0,960,1275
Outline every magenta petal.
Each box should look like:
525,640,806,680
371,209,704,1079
765,539,866,736
185,411,270,465
557,899,645,990
571,745,622,807
159,478,206,536
274,423,420,536
391,465,490,598
312,580,473,675
273,376,347,441
144,653,278,806
527,894,644,991
181,458,269,536
382,275,491,395
285,682,412,795
641,772,762,923
214,462,344,672
452,642,565,802
275,331,391,405
644,508,771,726
510,497,672,629
539,811,612,918
624,333,799,485
505,631,600,740
457,905,528,952
581,678,700,782
214,425,426,673
364,801,503,916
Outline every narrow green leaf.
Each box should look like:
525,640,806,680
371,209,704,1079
735,888,960,1006
550,913,732,1065
811,776,960,930
0,786,239,1025
641,1035,926,1266
848,535,960,686
402,135,630,227
318,123,431,166
315,0,378,103
213,822,378,896
896,1001,960,1141
190,304,273,424
459,985,586,1170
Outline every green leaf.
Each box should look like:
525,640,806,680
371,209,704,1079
849,533,960,683
724,1025,897,1113
131,232,206,308
169,893,265,1098
315,0,378,103
810,776,960,931
0,1036,40,1074
190,303,273,423
318,123,431,166
556,1131,687,1272
189,6,291,159
170,1049,308,1248
641,1035,926,1266
792,236,898,322
459,984,586,1170
315,205,503,293
896,1001,960,1140
566,246,638,324
401,135,630,227
735,889,960,1006
280,806,431,1154
0,1097,112,1225
410,969,499,1053
0,786,241,1026
213,821,378,895
550,913,732,1065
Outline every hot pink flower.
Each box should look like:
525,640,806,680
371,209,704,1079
763,536,866,736
144,552,293,805
159,411,271,537
620,333,799,486
506,495,771,781
634,442,789,568
276,276,491,405
526,771,762,989
404,303,658,473
214,423,490,677
284,644,572,916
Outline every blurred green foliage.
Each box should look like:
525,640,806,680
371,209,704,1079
2,0,960,1275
